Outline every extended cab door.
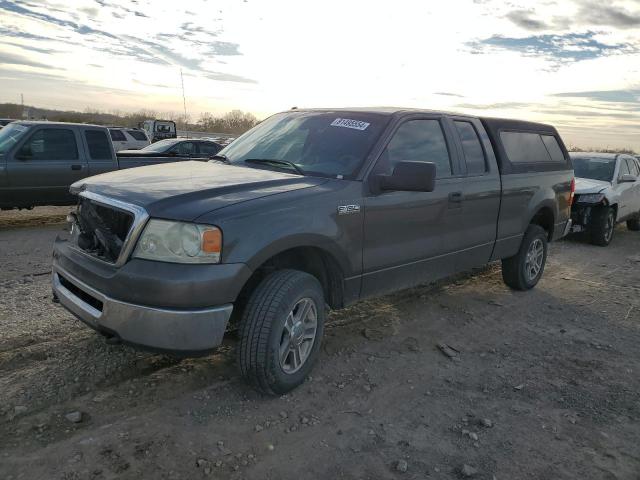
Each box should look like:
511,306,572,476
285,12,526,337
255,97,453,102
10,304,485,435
446,117,501,271
7,126,87,206
83,128,118,177
360,115,467,298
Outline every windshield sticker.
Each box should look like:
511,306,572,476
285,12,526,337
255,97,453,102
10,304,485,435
330,118,370,131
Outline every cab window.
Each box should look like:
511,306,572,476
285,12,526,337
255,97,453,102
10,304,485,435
374,119,452,178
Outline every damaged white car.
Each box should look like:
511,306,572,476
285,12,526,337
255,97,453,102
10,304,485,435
570,152,640,246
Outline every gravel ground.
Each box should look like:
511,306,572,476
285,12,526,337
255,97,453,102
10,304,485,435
1,221,639,479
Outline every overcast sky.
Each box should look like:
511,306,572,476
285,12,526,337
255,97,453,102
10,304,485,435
0,0,639,150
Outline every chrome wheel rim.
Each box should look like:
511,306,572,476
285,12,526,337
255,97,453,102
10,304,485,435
604,212,615,242
525,238,544,282
279,298,318,374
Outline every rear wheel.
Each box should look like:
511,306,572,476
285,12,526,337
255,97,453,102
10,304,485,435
502,224,548,291
237,269,325,395
590,207,616,246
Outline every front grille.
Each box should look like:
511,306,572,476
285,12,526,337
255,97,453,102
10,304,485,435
72,197,134,263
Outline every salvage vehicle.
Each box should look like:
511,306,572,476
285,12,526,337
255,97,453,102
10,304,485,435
117,138,223,158
52,108,574,394
108,127,150,152
0,118,16,129
140,119,176,143
0,121,203,210
570,152,640,245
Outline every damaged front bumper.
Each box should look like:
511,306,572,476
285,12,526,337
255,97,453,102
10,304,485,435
52,265,233,353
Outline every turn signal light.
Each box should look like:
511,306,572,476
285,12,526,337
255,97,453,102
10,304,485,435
202,228,222,254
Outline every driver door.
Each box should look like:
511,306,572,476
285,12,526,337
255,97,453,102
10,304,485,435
360,116,466,298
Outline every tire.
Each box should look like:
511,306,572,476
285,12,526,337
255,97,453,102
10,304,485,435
237,269,325,395
502,224,548,291
627,215,640,231
590,207,616,246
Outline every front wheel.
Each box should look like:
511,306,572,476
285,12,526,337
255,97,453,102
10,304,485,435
237,269,325,395
502,224,548,291
590,207,616,246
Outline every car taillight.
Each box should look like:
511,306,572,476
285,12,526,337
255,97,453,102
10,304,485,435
569,177,575,206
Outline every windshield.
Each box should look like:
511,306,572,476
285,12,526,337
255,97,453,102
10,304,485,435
140,139,178,152
572,157,616,182
0,123,29,155
217,111,389,178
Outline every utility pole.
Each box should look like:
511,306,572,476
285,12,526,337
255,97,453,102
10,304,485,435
180,69,188,137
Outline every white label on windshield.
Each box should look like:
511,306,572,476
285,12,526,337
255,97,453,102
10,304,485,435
331,118,370,131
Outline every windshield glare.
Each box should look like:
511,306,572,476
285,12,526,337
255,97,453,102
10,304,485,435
0,123,29,155
572,157,616,182
218,111,388,178
141,139,177,152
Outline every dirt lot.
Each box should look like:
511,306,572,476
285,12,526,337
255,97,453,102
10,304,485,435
1,211,639,480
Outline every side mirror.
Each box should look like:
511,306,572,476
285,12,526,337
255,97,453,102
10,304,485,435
619,174,637,183
167,151,178,157
374,161,436,193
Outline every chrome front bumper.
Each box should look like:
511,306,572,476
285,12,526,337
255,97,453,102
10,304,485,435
52,266,233,353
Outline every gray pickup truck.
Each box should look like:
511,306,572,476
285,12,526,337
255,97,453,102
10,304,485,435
52,108,574,394
0,121,205,210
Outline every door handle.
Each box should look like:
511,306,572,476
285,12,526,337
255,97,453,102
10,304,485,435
71,164,82,170
448,191,463,203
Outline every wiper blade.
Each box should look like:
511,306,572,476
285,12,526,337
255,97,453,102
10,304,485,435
210,153,230,164
245,158,305,175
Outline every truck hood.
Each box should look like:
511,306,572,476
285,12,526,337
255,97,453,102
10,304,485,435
574,177,610,194
70,161,327,221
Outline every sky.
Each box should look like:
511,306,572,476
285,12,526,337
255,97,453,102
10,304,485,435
0,0,639,150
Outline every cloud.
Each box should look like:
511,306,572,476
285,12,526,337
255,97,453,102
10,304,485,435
456,102,530,110
504,1,640,31
575,1,640,29
434,92,464,98
552,89,640,103
4,41,62,55
203,72,258,84
0,51,52,68
506,10,548,31
469,31,637,63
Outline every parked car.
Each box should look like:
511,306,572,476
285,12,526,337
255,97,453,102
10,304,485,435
52,108,573,394
140,119,176,143
0,118,16,128
570,152,640,245
0,121,205,209
108,127,150,152
117,138,223,159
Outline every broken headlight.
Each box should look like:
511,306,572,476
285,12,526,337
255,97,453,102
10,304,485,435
576,193,605,204
133,219,222,264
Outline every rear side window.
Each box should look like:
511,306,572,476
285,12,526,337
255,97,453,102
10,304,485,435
127,130,148,141
454,121,486,175
625,158,639,177
19,128,78,160
541,135,565,162
199,142,222,155
85,130,112,160
109,129,126,142
500,132,553,164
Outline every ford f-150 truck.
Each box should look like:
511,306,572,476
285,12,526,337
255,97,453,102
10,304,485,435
0,121,207,210
52,108,574,394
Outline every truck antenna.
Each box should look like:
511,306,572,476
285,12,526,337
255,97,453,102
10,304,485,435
180,69,188,137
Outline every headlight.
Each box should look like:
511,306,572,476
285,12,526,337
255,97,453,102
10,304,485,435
133,219,222,263
576,193,605,204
